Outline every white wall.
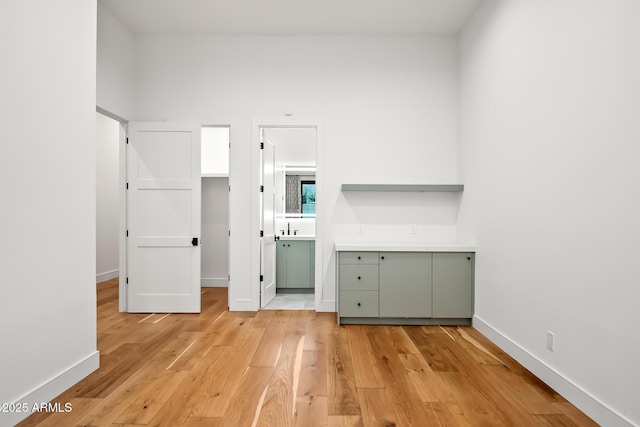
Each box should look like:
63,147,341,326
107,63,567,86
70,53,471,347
0,1,99,425
459,1,640,425
132,35,460,310
96,112,120,282
201,177,229,286
97,2,135,120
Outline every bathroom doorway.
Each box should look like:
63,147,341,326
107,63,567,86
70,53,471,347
258,125,319,310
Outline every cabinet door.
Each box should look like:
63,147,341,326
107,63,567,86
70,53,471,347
432,253,473,318
379,252,432,318
276,242,288,288
286,241,312,288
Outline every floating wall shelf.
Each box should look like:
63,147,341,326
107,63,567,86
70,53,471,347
341,184,464,192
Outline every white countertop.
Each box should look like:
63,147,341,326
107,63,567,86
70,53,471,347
278,235,315,241
334,242,476,252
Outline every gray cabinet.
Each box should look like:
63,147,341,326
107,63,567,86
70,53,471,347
379,252,432,318
432,253,474,318
276,240,314,289
337,250,474,325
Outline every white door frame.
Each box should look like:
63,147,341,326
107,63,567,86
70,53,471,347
118,119,128,311
251,119,328,311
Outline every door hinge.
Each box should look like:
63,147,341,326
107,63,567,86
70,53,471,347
126,182,129,190
126,229,128,237
228,230,231,237
260,142,264,149
228,185,231,192
260,274,264,282
259,185,264,192
260,230,264,237
126,277,129,284
126,137,129,144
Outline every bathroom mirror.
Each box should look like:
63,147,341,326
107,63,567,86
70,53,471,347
277,167,316,218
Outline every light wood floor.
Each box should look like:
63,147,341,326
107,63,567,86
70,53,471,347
18,278,597,426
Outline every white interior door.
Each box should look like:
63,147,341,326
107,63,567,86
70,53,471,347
126,122,201,313
260,137,276,308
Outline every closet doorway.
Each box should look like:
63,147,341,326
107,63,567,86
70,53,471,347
201,126,230,291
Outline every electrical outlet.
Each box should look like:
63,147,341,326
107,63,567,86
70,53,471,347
358,224,364,234
546,331,555,351
410,224,417,234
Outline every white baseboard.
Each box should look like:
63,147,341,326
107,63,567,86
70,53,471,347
201,277,228,287
473,316,634,427
229,299,259,311
315,300,336,313
96,269,119,283
1,351,100,426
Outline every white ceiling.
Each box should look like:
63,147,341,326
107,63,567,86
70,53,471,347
99,0,483,36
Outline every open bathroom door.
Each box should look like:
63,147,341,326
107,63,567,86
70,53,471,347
260,137,277,308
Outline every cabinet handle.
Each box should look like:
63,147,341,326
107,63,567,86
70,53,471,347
357,276,361,280
357,302,361,307
467,256,471,260
381,256,385,260
358,256,361,260
288,244,291,247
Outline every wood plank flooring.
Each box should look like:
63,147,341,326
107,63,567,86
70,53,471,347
18,278,597,426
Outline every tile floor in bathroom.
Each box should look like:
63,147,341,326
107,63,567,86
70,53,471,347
263,293,315,310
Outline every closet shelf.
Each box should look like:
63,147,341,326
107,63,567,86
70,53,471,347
202,173,229,178
341,184,463,192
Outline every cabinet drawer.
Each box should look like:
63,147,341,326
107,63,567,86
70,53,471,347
339,252,378,265
339,265,378,290
339,291,379,317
